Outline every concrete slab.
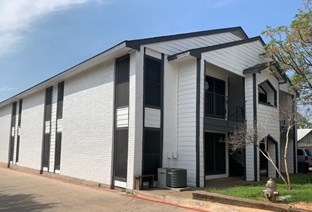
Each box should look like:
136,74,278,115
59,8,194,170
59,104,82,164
0,167,192,211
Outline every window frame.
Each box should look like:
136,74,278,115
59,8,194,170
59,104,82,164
258,80,277,107
115,55,130,108
144,55,162,108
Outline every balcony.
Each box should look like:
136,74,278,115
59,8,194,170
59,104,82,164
205,91,245,122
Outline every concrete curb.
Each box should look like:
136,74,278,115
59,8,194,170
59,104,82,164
193,191,310,212
133,193,208,212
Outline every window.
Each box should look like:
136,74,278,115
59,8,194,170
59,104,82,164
57,82,64,119
305,149,312,156
144,56,162,107
258,80,277,106
205,76,226,118
297,149,303,156
18,100,22,126
45,87,53,121
116,55,129,107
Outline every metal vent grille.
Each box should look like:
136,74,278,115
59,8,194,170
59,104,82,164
167,168,187,188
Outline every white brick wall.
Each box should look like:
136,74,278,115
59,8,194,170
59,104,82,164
61,60,114,185
127,51,144,190
49,86,58,171
13,104,19,163
19,91,45,170
0,104,12,163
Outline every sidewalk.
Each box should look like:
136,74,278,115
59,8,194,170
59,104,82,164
1,166,303,212
0,166,270,212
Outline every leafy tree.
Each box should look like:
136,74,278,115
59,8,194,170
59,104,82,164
297,111,312,128
263,0,312,105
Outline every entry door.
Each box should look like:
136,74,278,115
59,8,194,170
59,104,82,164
142,128,161,180
54,133,62,170
114,129,128,181
9,136,14,163
205,132,226,175
42,134,51,168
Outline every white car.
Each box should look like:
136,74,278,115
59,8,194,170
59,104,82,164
298,148,312,167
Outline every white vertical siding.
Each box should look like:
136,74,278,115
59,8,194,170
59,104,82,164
257,70,280,142
256,70,280,180
61,61,114,184
280,92,295,174
116,107,129,128
177,58,197,187
144,32,242,55
49,86,58,171
279,82,291,94
127,51,144,189
144,108,161,128
244,74,255,181
0,105,11,163
19,91,45,170
267,141,277,178
163,61,178,168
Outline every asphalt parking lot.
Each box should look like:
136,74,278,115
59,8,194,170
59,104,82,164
0,168,193,212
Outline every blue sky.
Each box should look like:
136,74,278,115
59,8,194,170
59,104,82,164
0,0,304,102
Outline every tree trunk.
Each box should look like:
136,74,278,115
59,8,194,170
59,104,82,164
284,125,292,190
257,146,288,187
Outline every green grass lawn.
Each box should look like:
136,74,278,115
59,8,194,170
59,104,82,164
207,174,312,203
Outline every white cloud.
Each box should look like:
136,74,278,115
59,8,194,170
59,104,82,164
0,0,95,57
0,86,16,92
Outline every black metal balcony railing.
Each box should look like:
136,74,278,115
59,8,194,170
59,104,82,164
205,91,245,122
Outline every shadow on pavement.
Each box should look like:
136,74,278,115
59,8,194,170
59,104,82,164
0,191,56,211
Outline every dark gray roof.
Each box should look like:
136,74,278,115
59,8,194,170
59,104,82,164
125,26,248,50
0,26,249,106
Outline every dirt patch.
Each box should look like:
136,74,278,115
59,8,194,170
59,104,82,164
291,202,312,211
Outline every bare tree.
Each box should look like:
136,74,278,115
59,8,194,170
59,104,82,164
223,97,296,190
279,96,297,190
